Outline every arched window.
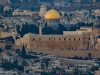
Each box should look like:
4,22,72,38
59,38,61,40
89,37,90,40
69,38,70,40
64,38,66,40
79,38,80,40
74,38,75,41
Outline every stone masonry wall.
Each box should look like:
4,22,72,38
17,33,99,58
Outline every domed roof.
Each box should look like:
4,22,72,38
45,8,60,20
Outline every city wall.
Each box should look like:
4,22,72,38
29,48,100,58
14,33,100,58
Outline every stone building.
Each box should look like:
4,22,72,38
95,69,100,75
13,9,38,17
44,8,60,28
15,26,97,51
1,24,100,58
0,28,17,39
39,5,61,28
14,25,100,58
39,4,47,17
4,6,12,12
1,8,100,58
92,9,100,16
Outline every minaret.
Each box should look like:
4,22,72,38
39,23,42,35
0,28,3,38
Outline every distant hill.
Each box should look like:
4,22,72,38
0,0,11,5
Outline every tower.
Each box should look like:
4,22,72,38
39,23,42,35
93,19,100,35
39,4,47,17
0,28,2,38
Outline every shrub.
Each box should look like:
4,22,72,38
5,44,12,50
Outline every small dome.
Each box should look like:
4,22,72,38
45,8,60,20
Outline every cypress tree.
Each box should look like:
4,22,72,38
21,45,26,57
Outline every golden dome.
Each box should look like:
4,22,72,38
45,8,60,20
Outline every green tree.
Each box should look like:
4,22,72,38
0,59,24,72
70,25,77,31
4,9,12,17
13,73,16,75
0,48,3,53
29,24,38,34
13,60,18,68
16,25,20,34
64,13,68,16
43,23,55,34
42,58,50,69
77,22,85,27
0,5,4,14
20,24,26,37
0,24,4,28
69,13,73,17
20,23,39,37
34,59,40,63
5,44,12,50
72,68,81,75
0,59,13,70
17,65,24,72
15,49,20,54
56,24,66,34
22,60,28,66
91,15,95,19
97,16,100,19
88,53,91,60
21,45,26,57
90,66,99,72
25,70,30,73
41,63,45,69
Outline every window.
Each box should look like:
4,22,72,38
54,38,56,40
59,38,61,40
93,37,95,39
79,38,80,40
64,38,66,40
74,38,75,41
49,38,50,40
89,37,90,40
32,38,35,41
39,38,41,40
69,38,70,40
